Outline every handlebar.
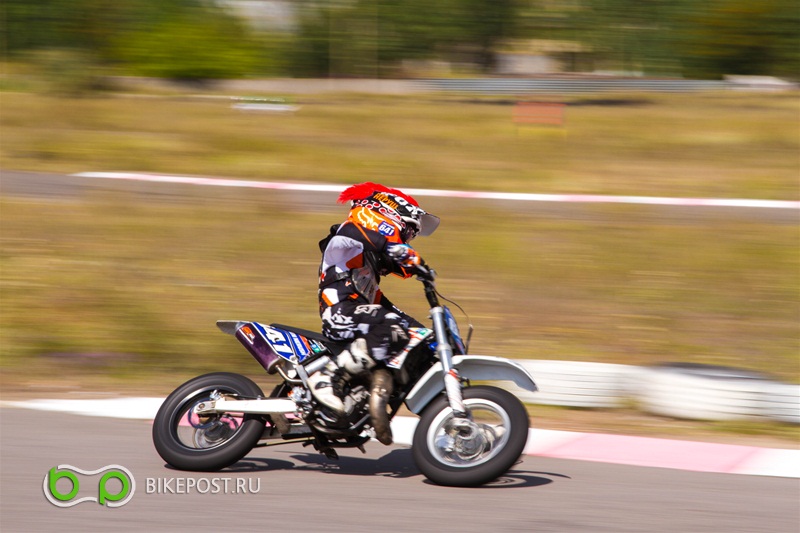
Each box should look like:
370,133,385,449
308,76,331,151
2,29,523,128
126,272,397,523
415,262,439,308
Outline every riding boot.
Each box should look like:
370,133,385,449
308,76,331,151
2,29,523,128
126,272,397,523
308,339,375,414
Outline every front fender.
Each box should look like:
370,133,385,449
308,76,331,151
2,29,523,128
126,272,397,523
403,355,538,414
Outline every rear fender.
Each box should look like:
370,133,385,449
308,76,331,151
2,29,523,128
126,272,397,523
403,355,538,414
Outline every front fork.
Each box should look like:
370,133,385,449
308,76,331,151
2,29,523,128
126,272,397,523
430,307,468,418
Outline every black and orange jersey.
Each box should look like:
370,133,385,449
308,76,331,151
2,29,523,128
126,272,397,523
318,216,414,309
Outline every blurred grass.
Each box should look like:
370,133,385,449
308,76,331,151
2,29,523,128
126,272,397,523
1,190,797,382
0,87,798,442
1,90,798,199
523,403,800,445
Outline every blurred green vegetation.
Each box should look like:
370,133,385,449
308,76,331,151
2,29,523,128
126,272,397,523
3,0,273,81
2,0,798,80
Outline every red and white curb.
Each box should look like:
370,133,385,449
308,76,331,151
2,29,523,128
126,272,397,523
72,172,800,210
3,398,797,478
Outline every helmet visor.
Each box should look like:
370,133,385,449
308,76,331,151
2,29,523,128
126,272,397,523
419,213,440,236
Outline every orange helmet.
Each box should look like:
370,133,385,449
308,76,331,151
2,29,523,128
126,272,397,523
338,182,439,243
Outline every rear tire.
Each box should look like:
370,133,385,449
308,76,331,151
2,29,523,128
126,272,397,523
152,372,266,471
412,386,529,487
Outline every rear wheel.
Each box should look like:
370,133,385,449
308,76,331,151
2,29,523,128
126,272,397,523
412,386,529,487
152,372,266,471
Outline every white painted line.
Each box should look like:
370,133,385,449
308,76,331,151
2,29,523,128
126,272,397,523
1,397,164,419
72,172,800,210
732,448,800,478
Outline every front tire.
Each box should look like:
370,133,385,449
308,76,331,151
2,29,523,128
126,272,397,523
153,372,266,471
412,386,529,487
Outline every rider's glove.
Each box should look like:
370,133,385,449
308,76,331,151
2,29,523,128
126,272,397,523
386,243,422,269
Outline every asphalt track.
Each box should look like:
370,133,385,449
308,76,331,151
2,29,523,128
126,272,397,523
2,407,798,533
6,397,799,478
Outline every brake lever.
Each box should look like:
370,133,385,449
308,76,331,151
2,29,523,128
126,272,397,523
415,264,436,282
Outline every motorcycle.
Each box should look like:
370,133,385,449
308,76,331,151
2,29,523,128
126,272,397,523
152,265,538,487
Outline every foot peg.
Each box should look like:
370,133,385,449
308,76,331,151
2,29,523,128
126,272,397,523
271,414,291,435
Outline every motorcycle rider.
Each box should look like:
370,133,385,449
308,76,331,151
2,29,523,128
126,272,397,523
308,182,439,443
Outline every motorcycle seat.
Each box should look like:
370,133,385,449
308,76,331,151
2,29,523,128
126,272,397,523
270,323,349,353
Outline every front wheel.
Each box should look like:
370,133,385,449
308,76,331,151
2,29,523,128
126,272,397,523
152,372,266,471
412,386,529,487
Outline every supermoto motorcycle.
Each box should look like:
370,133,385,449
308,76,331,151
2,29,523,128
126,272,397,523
152,265,538,487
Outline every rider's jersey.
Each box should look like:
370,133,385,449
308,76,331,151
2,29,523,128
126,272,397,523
318,219,413,309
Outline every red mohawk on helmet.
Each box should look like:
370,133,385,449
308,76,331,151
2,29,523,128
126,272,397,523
338,182,419,207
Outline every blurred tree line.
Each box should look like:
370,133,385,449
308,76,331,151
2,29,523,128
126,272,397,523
2,0,798,81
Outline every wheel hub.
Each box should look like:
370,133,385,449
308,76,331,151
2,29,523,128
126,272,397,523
191,417,240,448
447,419,489,461
186,401,241,449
